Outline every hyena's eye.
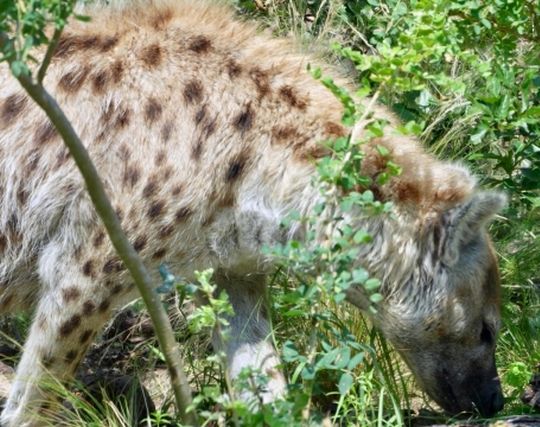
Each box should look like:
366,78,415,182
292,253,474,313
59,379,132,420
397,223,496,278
480,321,494,344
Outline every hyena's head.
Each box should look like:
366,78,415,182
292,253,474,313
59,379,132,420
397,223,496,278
379,191,507,417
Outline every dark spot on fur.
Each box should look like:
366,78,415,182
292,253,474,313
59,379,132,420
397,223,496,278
93,231,105,248
17,187,28,206
226,58,242,78
171,184,183,196
55,149,71,169
279,85,307,110
54,34,98,57
123,166,141,188
296,144,330,160
111,284,123,295
395,181,421,204
145,97,162,124
161,121,173,143
111,59,124,83
143,179,157,198
55,34,118,58
159,224,175,238
155,150,166,166
59,315,81,337
119,144,131,160
79,329,93,344
175,207,192,223
103,257,123,274
272,125,302,142
192,139,204,159
100,36,119,52
82,260,95,278
195,105,207,124
90,70,108,94
216,189,236,208
249,67,270,97
0,234,6,253
160,165,174,180
152,248,167,259
324,121,347,137
69,34,100,51
203,119,217,138
183,80,203,104
58,65,90,94
98,299,110,313
141,43,162,67
115,106,131,129
62,287,81,303
232,103,254,132
188,35,212,53
35,121,58,145
64,350,78,364
148,200,166,219
1,93,27,125
100,102,115,124
226,156,248,182
133,235,147,252
82,300,96,316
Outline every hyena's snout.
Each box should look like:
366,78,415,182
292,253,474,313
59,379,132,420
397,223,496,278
472,373,504,417
434,355,504,417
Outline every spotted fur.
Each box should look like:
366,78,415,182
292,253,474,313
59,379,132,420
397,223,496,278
0,1,505,425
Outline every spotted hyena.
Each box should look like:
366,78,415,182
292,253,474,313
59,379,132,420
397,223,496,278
0,0,505,425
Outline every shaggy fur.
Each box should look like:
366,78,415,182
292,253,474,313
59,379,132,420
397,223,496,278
0,1,505,424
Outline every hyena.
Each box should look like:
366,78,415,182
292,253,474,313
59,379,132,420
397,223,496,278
0,0,505,424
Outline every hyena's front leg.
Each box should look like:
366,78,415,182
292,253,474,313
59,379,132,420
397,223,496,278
212,271,286,403
0,242,121,427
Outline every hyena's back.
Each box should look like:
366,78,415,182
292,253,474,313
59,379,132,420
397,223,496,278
0,0,350,313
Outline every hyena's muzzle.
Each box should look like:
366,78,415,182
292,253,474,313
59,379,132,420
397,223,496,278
432,353,504,417
397,343,504,417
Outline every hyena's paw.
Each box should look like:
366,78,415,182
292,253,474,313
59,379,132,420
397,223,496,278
1,382,40,427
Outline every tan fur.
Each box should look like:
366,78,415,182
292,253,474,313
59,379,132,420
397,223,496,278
0,1,505,424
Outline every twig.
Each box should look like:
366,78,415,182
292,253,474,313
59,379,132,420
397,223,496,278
37,27,62,84
0,31,198,426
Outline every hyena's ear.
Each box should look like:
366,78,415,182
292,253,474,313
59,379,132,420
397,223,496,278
441,191,507,266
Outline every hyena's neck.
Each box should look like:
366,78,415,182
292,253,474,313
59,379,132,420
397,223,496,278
273,161,426,302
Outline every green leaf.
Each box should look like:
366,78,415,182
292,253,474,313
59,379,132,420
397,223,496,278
338,372,354,395
365,278,381,291
369,293,384,303
352,268,369,284
353,230,372,244
347,352,365,370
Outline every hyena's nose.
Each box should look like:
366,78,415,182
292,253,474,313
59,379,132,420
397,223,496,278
477,380,504,417
492,389,505,413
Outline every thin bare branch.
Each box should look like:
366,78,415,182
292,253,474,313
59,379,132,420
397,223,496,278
38,26,62,84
